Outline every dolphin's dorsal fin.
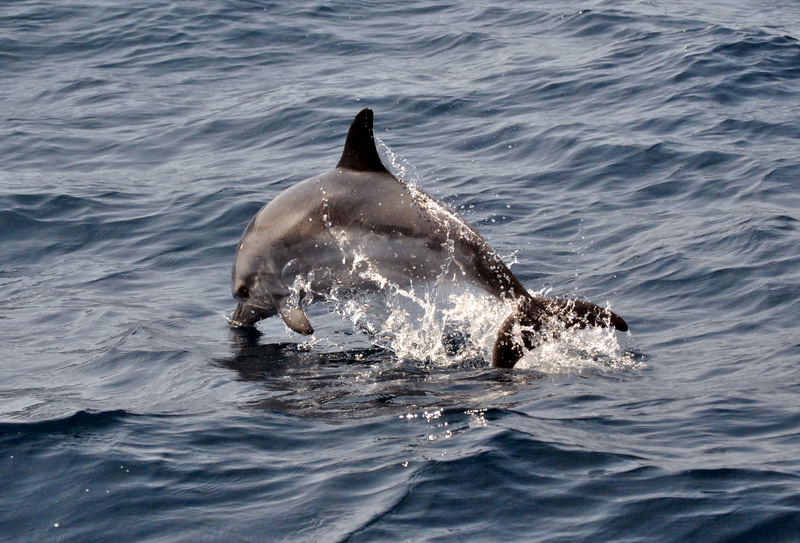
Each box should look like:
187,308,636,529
336,108,390,174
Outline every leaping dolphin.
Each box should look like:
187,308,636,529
230,109,628,368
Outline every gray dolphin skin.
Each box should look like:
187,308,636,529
231,108,628,368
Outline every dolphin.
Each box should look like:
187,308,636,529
230,108,628,368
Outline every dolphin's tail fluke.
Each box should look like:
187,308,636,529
492,296,628,368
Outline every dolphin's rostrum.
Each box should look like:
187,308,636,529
231,109,628,368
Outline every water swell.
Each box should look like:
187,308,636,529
0,409,131,445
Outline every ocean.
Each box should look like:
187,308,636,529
2,1,800,541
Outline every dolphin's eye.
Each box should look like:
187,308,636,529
236,285,250,299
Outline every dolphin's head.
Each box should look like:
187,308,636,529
230,275,280,327
230,214,315,336
229,217,286,327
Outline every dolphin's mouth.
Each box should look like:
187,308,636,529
229,301,277,328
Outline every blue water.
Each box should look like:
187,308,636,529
2,1,800,541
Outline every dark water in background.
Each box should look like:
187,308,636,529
2,1,800,541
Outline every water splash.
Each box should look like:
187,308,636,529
289,252,509,367
288,260,637,373
514,324,640,375
375,135,419,184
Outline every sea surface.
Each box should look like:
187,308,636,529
2,1,800,541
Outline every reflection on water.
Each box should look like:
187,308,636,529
216,327,546,417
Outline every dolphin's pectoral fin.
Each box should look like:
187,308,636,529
491,296,628,368
278,300,314,335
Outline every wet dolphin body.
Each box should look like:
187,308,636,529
230,109,627,368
